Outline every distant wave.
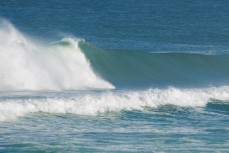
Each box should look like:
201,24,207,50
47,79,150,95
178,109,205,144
0,86,229,121
0,19,114,91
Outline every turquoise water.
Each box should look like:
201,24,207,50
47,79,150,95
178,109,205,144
0,1,229,152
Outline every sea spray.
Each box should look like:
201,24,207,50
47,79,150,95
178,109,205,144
0,19,114,91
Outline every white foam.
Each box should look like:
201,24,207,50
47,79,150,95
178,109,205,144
0,86,229,121
0,19,114,91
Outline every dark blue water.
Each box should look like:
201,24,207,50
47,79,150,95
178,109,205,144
0,1,229,152
2,1,229,50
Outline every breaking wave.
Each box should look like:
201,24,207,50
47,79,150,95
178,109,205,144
0,86,229,121
0,19,114,91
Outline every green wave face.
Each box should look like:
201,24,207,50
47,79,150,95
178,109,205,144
79,41,229,88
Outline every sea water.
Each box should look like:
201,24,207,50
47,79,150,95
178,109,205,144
0,1,229,152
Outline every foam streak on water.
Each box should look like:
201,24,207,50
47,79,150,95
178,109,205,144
0,19,114,91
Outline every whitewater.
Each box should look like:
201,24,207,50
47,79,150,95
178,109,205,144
0,19,114,91
1,86,229,122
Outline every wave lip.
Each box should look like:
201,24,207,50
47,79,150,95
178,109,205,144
0,19,114,91
0,86,229,121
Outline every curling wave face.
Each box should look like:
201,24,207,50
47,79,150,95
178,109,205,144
80,41,229,87
0,19,114,91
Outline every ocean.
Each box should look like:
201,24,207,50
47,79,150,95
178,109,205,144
0,1,229,152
